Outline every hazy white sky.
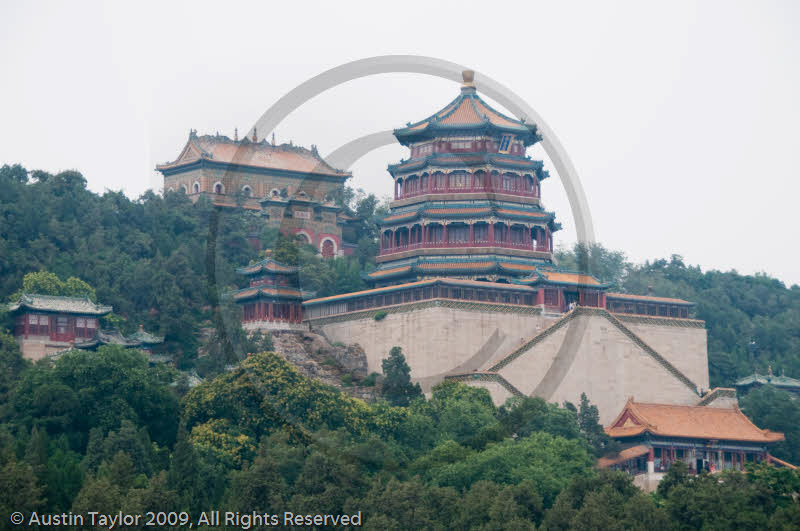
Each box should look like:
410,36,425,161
1,0,798,286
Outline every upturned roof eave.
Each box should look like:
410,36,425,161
607,426,784,444
157,157,351,181
8,294,113,316
393,122,539,147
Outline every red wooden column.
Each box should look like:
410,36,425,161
525,226,531,248
489,223,495,245
268,302,274,322
422,225,427,246
468,224,474,245
442,224,448,245
536,289,545,305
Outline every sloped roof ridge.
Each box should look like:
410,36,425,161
10,293,112,315
404,93,464,130
619,398,785,441
467,94,489,123
471,94,530,127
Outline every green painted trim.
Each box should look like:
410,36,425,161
612,314,705,329
696,388,737,406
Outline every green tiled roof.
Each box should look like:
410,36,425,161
128,325,165,345
236,258,299,275
72,326,163,350
735,372,800,389
8,293,112,316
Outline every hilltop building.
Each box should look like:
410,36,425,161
297,72,709,425
599,395,793,491
233,257,310,331
221,72,785,484
157,130,352,257
368,69,560,287
9,294,162,359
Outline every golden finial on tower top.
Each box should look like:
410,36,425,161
462,69,475,88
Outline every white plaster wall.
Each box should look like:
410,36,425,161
495,314,701,424
315,306,709,425
621,319,709,392
315,305,548,379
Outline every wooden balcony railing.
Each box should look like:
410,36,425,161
379,240,552,256
396,185,539,200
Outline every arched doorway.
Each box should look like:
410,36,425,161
321,239,335,258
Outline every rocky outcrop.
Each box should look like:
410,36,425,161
268,330,377,401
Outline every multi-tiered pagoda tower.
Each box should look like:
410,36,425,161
367,70,560,287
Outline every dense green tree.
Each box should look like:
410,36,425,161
740,385,800,465
0,331,27,409
578,392,620,456
543,469,671,531
662,470,775,529
414,380,500,449
498,395,581,440
355,477,460,530
43,437,84,512
182,352,373,443
8,346,179,449
130,470,180,515
71,476,123,516
0,163,28,183
431,431,594,508
381,347,423,407
0,459,45,522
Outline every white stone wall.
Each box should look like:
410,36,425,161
243,321,307,332
314,304,550,385
494,314,701,424
313,305,707,423
620,318,710,392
